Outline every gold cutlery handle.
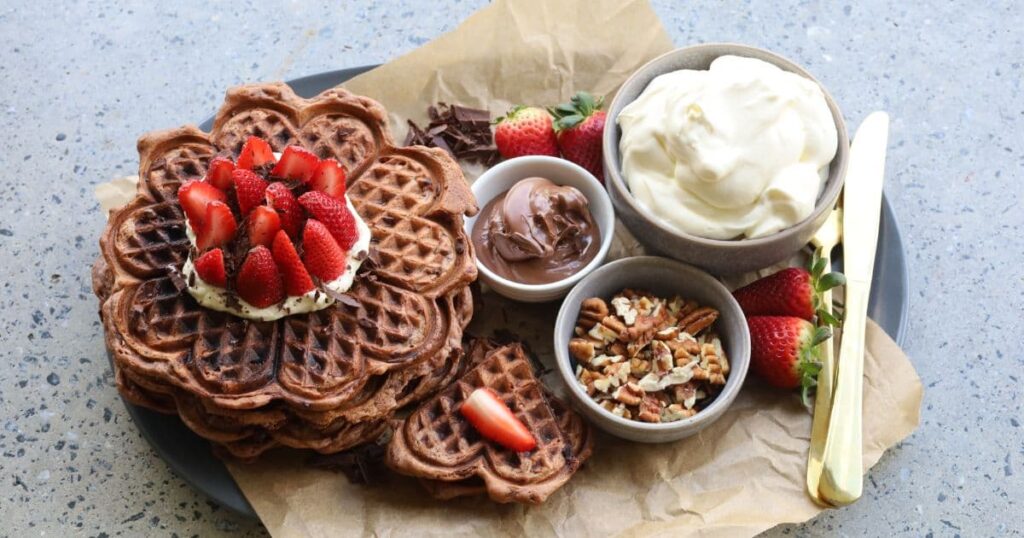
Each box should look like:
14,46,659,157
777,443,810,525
818,283,869,505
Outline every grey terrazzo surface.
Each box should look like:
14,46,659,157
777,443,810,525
0,0,1020,535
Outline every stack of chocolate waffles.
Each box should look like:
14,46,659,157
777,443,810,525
93,83,479,460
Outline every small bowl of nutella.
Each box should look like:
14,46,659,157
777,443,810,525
467,155,615,302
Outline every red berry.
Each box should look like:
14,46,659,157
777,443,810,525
297,190,358,250
301,219,347,281
270,145,320,183
235,245,285,308
271,230,315,296
748,316,829,405
265,182,303,238
460,388,537,452
195,201,237,251
205,156,236,191
178,180,226,230
551,92,606,181
493,106,559,159
232,169,269,217
247,205,281,247
236,136,275,170
193,248,227,287
308,158,347,199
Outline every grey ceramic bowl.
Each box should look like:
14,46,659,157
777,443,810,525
603,43,849,275
553,256,750,442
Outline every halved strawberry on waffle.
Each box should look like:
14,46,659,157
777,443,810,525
177,136,369,319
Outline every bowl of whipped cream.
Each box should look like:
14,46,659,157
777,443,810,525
603,43,849,275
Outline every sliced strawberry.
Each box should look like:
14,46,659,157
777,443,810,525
270,146,319,183
308,158,347,199
204,156,236,191
178,180,227,230
236,136,275,170
232,169,270,217
297,191,358,250
247,205,281,247
195,201,237,251
301,219,347,281
459,388,536,452
271,230,315,296
235,245,285,308
193,248,227,287
265,182,304,238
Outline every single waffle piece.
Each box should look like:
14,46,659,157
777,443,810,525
94,83,478,458
386,343,593,504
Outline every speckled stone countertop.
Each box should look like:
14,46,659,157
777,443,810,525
1,1,1020,536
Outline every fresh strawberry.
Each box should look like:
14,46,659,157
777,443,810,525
193,248,227,287
493,106,559,159
265,182,304,238
308,158,347,199
550,91,607,181
732,250,846,325
178,180,227,230
195,201,237,251
205,156,236,191
247,205,281,247
232,169,270,217
235,245,285,308
271,230,315,296
236,136,275,170
459,388,536,452
748,316,831,405
297,191,358,250
270,145,320,182
301,219,347,281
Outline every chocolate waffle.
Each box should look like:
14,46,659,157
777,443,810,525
95,83,478,458
386,343,593,504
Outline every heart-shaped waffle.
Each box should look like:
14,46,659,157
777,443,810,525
386,343,593,504
95,83,478,458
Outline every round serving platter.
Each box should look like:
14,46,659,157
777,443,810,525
113,65,910,518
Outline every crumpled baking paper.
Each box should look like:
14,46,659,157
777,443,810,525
94,0,922,535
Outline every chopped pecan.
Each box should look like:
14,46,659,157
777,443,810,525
608,341,628,357
679,307,719,335
612,382,644,406
578,298,609,329
655,326,680,340
651,340,674,373
611,296,638,325
600,315,627,337
569,338,596,363
629,357,651,376
637,394,662,423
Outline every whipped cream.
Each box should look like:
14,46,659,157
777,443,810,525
183,196,371,321
618,55,838,240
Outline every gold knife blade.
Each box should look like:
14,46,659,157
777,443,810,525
818,111,890,505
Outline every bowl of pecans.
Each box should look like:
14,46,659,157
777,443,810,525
553,256,750,442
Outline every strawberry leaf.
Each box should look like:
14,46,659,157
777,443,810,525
817,309,841,327
817,272,847,292
812,326,832,346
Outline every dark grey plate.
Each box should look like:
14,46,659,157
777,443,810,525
115,66,910,518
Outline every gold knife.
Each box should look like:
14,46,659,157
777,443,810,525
818,111,890,505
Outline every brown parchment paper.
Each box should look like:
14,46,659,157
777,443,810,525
94,0,922,535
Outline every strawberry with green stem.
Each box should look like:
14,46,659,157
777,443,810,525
550,91,607,181
732,248,846,326
748,316,832,406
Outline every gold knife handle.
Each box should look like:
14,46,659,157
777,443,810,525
805,282,836,505
818,282,869,505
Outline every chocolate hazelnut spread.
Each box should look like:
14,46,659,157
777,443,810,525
472,177,600,285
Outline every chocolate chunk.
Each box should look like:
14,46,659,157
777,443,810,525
405,102,499,165
166,265,187,293
308,442,388,485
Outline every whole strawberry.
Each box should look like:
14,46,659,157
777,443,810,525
732,250,845,325
748,316,830,405
493,106,559,159
550,91,607,181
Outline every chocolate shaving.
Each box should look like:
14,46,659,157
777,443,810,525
166,265,187,293
308,441,388,485
405,102,499,166
320,285,362,309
